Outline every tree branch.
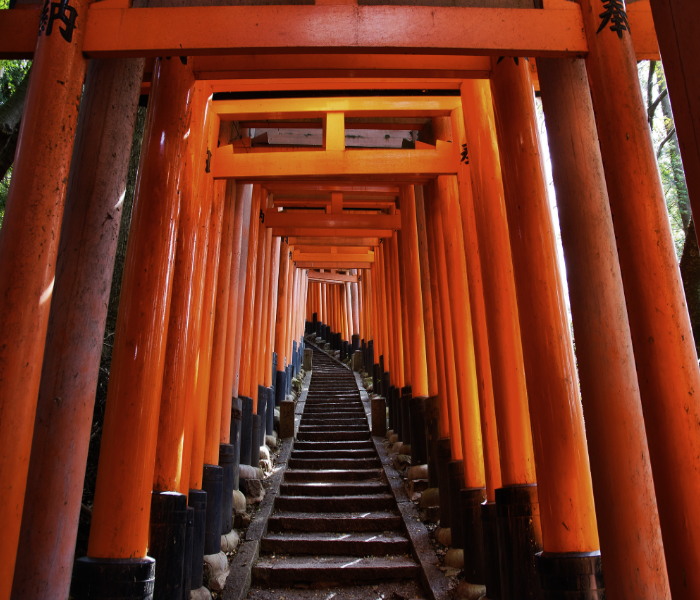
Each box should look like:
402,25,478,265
657,127,677,159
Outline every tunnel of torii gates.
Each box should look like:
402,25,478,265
1,0,700,598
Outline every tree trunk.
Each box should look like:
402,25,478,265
0,66,31,180
680,219,700,356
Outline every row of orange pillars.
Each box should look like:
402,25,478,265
1,10,700,600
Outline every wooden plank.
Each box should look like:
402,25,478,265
267,183,399,195
266,212,400,230
275,199,396,209
296,261,373,269
213,142,457,179
212,97,461,120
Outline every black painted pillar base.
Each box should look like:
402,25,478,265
372,363,380,396
392,387,401,440
72,557,156,600
437,439,453,528
425,396,441,489
447,460,465,549
536,551,604,599
379,355,385,382
148,491,187,600
183,506,194,599
315,320,322,337
352,333,360,352
251,414,262,468
239,396,253,466
388,385,396,432
230,398,242,490
286,364,293,395
410,395,428,465
219,444,235,533
271,352,278,397
188,489,207,590
267,384,275,436
292,341,298,376
496,484,543,600
461,487,487,583
481,501,502,600
257,385,268,441
368,341,374,375
400,386,412,446
202,465,223,556
275,370,287,406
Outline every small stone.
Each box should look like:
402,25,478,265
238,464,263,480
190,586,212,600
203,551,230,591
434,526,451,547
419,487,440,508
245,479,265,504
407,464,429,481
445,548,464,569
220,529,240,552
232,489,246,513
454,580,487,600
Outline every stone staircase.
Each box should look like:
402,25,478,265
249,347,422,593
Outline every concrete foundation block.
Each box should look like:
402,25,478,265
408,464,429,480
238,464,263,480
435,526,452,547
420,487,440,508
454,580,487,600
303,348,313,371
445,548,464,569
245,479,265,505
190,586,212,600
280,400,295,438
232,490,246,513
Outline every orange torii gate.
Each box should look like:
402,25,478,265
1,0,700,599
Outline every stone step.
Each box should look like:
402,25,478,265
283,469,383,483
267,511,402,533
252,555,420,584
279,481,390,496
297,431,370,441
287,457,380,470
275,494,395,512
292,440,373,451
291,449,376,459
260,532,410,556
298,424,368,432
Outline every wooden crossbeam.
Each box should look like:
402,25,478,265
273,228,394,238
213,141,457,179
267,184,399,195
289,237,380,247
296,261,372,269
212,97,460,120
293,251,374,263
0,4,660,61
308,271,358,284
266,212,400,231
296,246,372,253
274,199,396,210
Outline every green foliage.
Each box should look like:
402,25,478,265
637,60,690,258
0,0,31,229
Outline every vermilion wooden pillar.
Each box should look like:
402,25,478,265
0,0,90,586
396,231,412,388
460,78,539,597
415,188,439,398
85,55,194,563
577,1,700,595
274,239,291,403
238,186,262,399
218,182,253,446
426,190,463,461
12,57,144,600
265,237,281,389
191,173,226,489
486,55,601,579
538,55,670,599
153,82,210,495
399,186,429,397
250,198,269,411
377,244,392,379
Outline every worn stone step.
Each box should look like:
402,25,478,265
291,449,376,459
283,469,383,482
252,555,420,584
287,457,380,470
302,408,365,415
260,532,410,556
299,419,367,428
297,431,369,442
267,511,402,533
275,494,395,512
298,424,368,432
279,481,389,496
292,440,373,451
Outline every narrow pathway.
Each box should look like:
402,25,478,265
247,347,425,599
